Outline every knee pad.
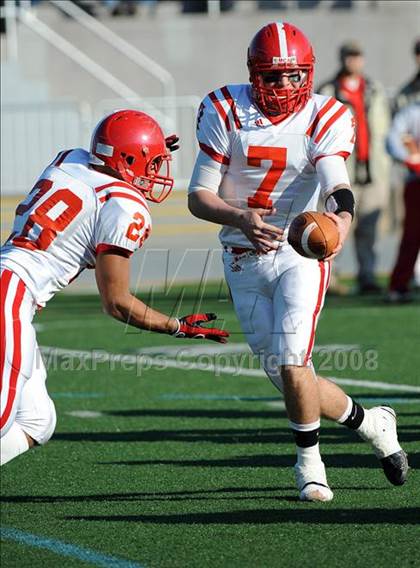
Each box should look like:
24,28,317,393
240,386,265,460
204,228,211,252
15,376,57,445
34,397,57,445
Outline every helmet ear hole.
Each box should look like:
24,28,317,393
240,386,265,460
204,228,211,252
121,152,136,166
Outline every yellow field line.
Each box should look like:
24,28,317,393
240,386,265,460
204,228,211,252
1,223,218,243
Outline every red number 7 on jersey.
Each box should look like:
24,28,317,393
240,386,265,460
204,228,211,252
247,146,287,209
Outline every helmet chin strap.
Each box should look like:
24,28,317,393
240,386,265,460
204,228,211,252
117,160,130,182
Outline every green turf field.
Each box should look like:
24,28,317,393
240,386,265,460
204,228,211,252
1,284,419,568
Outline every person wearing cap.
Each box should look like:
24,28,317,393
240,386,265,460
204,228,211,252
386,38,420,302
385,101,420,303
393,39,420,114
318,41,390,295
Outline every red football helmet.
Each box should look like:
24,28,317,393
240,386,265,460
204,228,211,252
89,110,173,203
247,22,315,120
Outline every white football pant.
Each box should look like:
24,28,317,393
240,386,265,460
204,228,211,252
0,268,56,444
223,245,331,376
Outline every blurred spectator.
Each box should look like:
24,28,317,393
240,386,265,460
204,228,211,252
57,0,98,17
103,0,158,17
393,39,420,114
385,103,420,303
390,39,420,291
330,0,353,8
297,1,322,8
257,0,288,9
318,41,390,295
71,1,98,17
181,0,235,13
0,1,5,35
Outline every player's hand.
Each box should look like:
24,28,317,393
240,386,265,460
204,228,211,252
173,313,229,343
238,208,284,253
323,211,352,261
165,134,180,153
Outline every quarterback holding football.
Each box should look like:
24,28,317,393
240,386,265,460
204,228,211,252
0,110,229,466
188,22,408,501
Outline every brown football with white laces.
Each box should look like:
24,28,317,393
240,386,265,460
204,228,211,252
287,211,339,260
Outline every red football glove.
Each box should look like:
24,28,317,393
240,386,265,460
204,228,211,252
165,134,180,153
173,313,229,343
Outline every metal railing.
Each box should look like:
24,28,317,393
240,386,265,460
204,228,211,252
18,7,139,102
1,97,200,195
16,1,175,129
49,0,176,102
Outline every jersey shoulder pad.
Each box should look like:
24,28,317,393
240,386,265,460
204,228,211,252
307,95,354,163
196,84,247,164
200,84,244,133
95,182,151,256
95,181,150,212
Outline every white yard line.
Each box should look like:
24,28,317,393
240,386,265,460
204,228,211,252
40,346,420,393
34,321,113,332
135,343,360,357
65,411,105,418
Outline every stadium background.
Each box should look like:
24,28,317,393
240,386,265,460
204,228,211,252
1,0,419,289
1,3,420,568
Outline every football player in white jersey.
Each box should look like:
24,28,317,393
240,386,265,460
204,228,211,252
0,109,229,466
188,22,408,501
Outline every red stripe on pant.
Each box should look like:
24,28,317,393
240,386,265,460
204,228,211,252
0,273,26,430
0,270,14,390
303,261,326,366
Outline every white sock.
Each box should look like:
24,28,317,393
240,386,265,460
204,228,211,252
289,420,322,467
337,395,353,423
1,422,30,466
296,443,322,466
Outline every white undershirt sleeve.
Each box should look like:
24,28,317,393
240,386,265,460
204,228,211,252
316,155,351,202
188,150,227,194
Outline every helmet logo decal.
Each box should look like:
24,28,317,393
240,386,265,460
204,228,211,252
95,142,114,157
272,55,297,65
276,21,289,58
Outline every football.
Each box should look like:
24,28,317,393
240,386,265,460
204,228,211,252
287,211,339,260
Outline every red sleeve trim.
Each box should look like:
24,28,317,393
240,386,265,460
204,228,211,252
95,182,148,209
199,142,230,165
314,105,347,144
96,244,133,257
209,91,231,132
314,151,351,164
306,98,337,138
98,192,147,207
96,180,137,192
221,86,242,130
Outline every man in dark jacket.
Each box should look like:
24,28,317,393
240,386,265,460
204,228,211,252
393,39,420,114
318,42,390,294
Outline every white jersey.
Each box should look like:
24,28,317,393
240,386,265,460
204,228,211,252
0,149,152,306
190,84,355,247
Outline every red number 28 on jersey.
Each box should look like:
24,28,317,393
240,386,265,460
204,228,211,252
12,179,83,251
247,146,287,209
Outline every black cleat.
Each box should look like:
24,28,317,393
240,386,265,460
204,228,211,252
380,450,409,486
